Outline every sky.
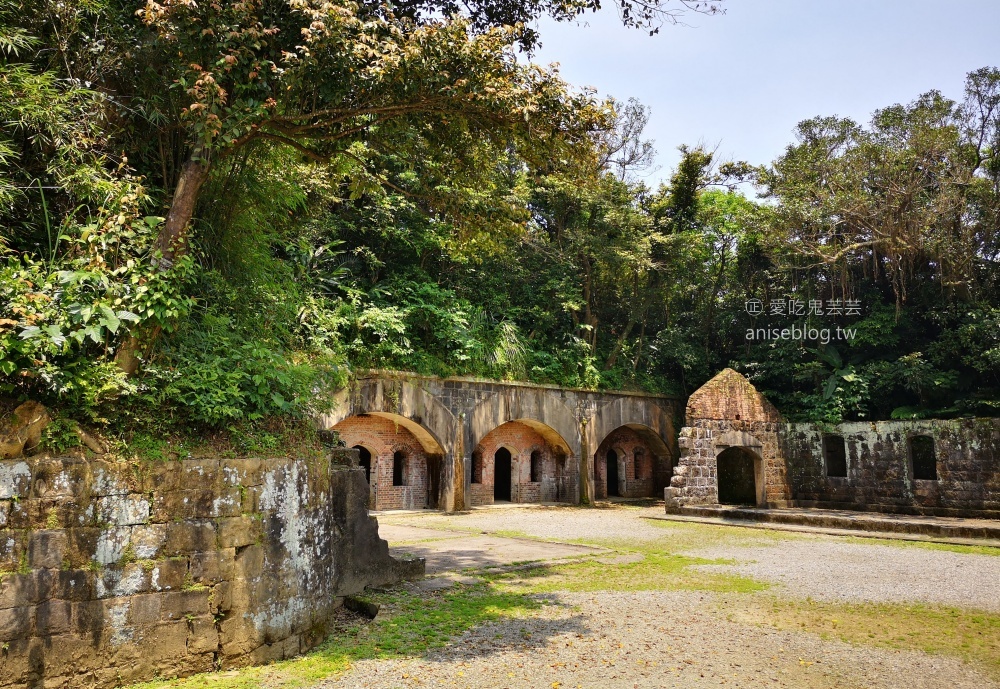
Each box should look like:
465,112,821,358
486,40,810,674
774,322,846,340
528,0,1000,186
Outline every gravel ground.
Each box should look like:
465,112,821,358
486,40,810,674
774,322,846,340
379,505,692,543
381,505,1000,611
320,590,997,689
691,539,1000,611
347,506,1000,688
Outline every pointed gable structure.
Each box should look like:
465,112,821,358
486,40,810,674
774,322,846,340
665,369,789,509
685,368,782,426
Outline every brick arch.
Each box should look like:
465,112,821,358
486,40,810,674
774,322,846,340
467,389,580,459
331,413,438,510
320,378,458,457
589,397,677,461
469,420,575,506
594,426,665,499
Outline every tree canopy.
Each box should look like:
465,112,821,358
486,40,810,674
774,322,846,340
2,0,999,439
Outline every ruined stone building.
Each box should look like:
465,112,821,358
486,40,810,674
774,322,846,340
666,368,1000,518
326,369,999,518
2,367,999,688
322,373,680,510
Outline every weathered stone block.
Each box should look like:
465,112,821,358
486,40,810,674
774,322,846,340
141,461,183,494
0,605,33,641
188,551,221,584
50,569,94,602
161,521,216,556
152,490,209,521
92,526,132,566
96,562,150,598
218,615,262,656
211,581,233,612
65,528,101,568
28,530,68,569
129,593,162,626
221,459,263,487
180,460,220,492
31,459,89,499
160,589,211,622
186,616,220,654
96,494,151,526
90,461,129,496
35,599,71,636
150,557,187,592
216,516,262,549
208,488,244,518
0,460,32,499
130,523,167,559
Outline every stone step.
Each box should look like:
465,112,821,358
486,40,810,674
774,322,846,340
665,504,1000,542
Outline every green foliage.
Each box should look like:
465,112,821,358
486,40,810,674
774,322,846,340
140,311,344,426
39,417,81,453
0,0,997,426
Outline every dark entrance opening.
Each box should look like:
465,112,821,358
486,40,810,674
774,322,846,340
606,449,620,497
494,448,512,501
823,434,847,478
354,446,372,484
910,435,937,480
392,451,406,486
716,447,758,505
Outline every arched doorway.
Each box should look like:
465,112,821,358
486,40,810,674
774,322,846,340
470,420,574,506
331,413,445,511
716,447,761,505
494,448,512,501
593,425,671,499
606,449,620,497
354,446,372,484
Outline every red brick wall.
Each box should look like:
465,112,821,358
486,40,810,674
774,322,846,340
470,422,573,506
333,415,433,510
594,427,659,499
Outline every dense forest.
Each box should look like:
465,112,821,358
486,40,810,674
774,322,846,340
2,0,999,441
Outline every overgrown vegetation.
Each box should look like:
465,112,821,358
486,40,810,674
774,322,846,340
1,1,998,430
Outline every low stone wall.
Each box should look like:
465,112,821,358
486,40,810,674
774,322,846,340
0,450,422,688
783,418,1000,517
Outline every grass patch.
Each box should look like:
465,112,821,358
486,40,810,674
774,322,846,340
489,529,533,540
727,595,1000,679
841,536,1000,557
133,583,540,689
490,551,767,595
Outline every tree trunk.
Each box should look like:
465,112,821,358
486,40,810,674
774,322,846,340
604,318,636,370
115,150,211,374
154,152,212,267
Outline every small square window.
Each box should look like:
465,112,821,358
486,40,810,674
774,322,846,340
910,435,937,480
823,434,847,478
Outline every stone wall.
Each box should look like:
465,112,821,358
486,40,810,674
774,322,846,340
0,450,422,688
783,418,1000,517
